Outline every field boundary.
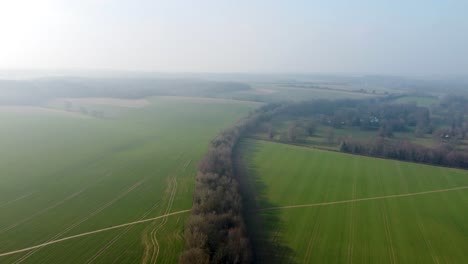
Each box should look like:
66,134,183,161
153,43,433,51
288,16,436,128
260,185,468,211
247,137,468,171
0,210,190,258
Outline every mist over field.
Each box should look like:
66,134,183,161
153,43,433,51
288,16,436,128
1,0,468,75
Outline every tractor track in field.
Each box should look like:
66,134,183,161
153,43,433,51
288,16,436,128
0,193,35,209
0,188,87,234
11,179,146,264
417,219,440,264
347,176,357,264
0,172,113,235
4,175,465,260
377,169,396,264
150,177,177,264
85,223,134,264
302,190,329,263
259,185,468,211
84,199,160,264
381,205,396,264
142,171,178,264
143,158,191,264
0,210,190,258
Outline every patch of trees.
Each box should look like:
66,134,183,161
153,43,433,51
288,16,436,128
431,95,468,139
258,97,468,169
282,99,432,136
340,138,468,169
180,105,279,264
270,120,317,143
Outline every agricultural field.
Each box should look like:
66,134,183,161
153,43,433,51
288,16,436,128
392,95,439,107
241,139,468,263
187,83,379,103
248,83,380,102
0,96,258,263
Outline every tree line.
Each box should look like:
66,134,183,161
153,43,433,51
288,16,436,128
340,138,468,169
258,96,468,169
0,78,251,105
279,98,433,137
180,105,279,264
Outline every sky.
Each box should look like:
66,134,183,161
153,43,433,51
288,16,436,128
0,0,467,75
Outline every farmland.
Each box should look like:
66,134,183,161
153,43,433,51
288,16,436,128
0,96,258,263
241,139,468,263
1,78,466,264
392,95,439,107
246,83,380,102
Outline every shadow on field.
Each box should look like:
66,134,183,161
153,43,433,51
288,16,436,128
234,140,297,264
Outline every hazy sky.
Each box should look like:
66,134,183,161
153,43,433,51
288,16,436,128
1,0,467,75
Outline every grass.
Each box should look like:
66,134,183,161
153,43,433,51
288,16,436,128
257,86,377,102
0,96,258,263
241,139,468,263
220,83,381,103
393,95,438,107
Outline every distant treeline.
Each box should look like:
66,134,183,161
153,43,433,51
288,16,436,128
180,105,279,264
280,98,432,135
0,78,251,105
340,138,468,169
265,96,468,169
279,95,468,141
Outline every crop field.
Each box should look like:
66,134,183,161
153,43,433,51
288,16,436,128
0,96,258,263
393,95,438,107
249,84,378,102
242,139,468,263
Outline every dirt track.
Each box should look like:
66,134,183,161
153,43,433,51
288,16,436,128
11,179,145,264
0,210,190,258
0,193,34,209
260,185,468,211
2,185,467,258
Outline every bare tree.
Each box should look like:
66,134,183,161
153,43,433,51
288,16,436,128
325,128,335,145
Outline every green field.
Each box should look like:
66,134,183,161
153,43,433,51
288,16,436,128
197,83,378,103
393,95,438,107
249,84,378,102
242,139,468,263
0,96,257,263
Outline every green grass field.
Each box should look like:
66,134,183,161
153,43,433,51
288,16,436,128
250,84,378,102
242,139,468,263
0,96,258,263
393,95,438,107
200,83,378,103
